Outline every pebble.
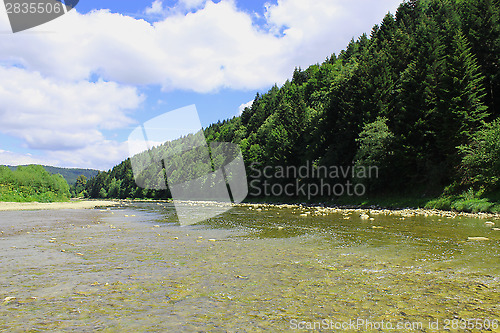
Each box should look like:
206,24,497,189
467,237,490,241
3,297,16,304
235,203,500,220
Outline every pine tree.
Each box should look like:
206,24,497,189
458,0,500,117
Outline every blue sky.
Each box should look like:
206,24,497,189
76,0,272,18
0,0,402,170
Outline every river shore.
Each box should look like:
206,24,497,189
235,201,500,220
0,200,118,211
1,197,498,221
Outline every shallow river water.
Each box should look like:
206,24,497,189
0,202,499,332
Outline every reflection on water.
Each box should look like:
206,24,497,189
0,202,499,332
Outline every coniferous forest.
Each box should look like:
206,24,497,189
85,0,500,212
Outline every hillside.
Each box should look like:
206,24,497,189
0,165,71,202
85,0,500,212
6,165,99,186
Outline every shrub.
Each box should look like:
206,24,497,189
459,119,500,191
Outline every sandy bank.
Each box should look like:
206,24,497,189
0,200,118,211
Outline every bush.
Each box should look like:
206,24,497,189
0,165,70,203
450,198,494,213
425,188,499,213
459,119,500,191
425,197,453,211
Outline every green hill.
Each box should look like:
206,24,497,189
84,0,500,212
0,165,71,202
6,165,99,186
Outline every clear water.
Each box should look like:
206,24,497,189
0,202,499,332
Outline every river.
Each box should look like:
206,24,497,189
0,202,499,332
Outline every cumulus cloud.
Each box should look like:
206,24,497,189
0,150,57,167
0,66,143,150
0,0,402,169
0,66,143,169
0,0,401,92
238,99,254,115
46,140,131,170
145,0,165,15
179,0,207,10
0,142,131,171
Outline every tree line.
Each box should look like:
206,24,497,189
0,165,70,202
85,0,500,211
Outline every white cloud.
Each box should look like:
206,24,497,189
238,99,254,115
0,150,57,166
0,142,132,171
46,140,131,170
0,67,143,151
0,67,143,169
0,0,403,169
179,0,207,10
145,0,165,15
0,0,401,93
264,0,402,67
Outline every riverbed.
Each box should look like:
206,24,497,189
1,202,499,332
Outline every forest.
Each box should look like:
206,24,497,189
7,165,98,186
85,0,500,212
0,165,71,202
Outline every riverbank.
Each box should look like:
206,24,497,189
0,200,118,211
238,199,500,220
6,195,496,221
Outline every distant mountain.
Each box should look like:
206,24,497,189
6,165,99,186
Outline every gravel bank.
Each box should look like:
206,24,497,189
0,200,118,211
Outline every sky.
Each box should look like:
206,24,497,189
0,0,402,170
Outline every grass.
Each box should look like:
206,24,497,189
424,189,500,213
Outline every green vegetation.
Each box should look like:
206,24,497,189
85,0,500,212
459,119,500,192
0,165,70,202
70,175,88,198
425,189,500,213
7,165,99,186
86,159,150,199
